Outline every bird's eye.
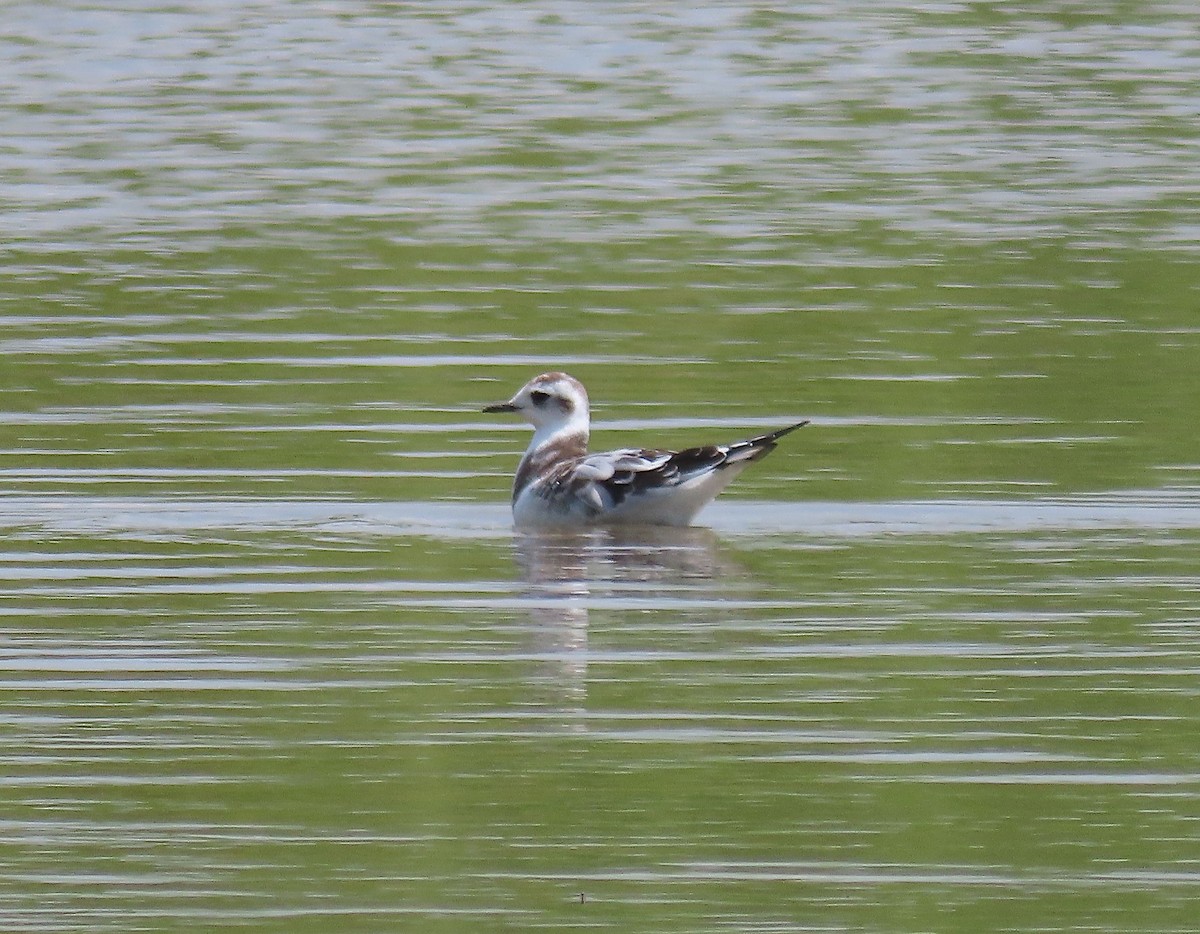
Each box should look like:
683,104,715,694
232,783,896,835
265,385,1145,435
530,390,549,406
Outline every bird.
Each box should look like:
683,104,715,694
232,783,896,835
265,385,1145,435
482,372,807,527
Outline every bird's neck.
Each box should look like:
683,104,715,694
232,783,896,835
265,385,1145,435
513,422,589,503
526,416,589,459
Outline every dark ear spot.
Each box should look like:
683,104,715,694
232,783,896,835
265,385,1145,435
530,390,549,406
557,396,574,415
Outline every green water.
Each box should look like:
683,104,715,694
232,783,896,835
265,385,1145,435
3,3,1199,932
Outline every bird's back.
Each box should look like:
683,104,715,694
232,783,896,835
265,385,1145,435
512,421,807,527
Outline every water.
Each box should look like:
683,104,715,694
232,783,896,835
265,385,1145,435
3,3,1199,932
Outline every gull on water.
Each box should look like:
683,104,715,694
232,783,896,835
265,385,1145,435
483,372,807,527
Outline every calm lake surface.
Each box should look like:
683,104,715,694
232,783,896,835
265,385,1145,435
3,3,1199,932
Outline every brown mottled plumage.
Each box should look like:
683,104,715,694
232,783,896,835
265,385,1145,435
484,372,807,527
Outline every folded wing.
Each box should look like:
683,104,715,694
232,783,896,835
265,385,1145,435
555,421,809,516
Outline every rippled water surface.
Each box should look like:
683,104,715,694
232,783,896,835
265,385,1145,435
3,3,1199,932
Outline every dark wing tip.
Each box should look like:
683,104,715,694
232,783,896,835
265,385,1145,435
752,420,810,445
728,420,809,465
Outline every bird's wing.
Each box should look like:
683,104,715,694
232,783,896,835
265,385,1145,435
531,422,809,518
567,422,810,512
538,448,673,514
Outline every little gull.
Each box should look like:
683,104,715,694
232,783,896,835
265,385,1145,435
483,371,807,527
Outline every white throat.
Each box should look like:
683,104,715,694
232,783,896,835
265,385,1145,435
526,410,590,456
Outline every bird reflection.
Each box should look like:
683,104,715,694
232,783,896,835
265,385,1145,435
511,525,739,728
